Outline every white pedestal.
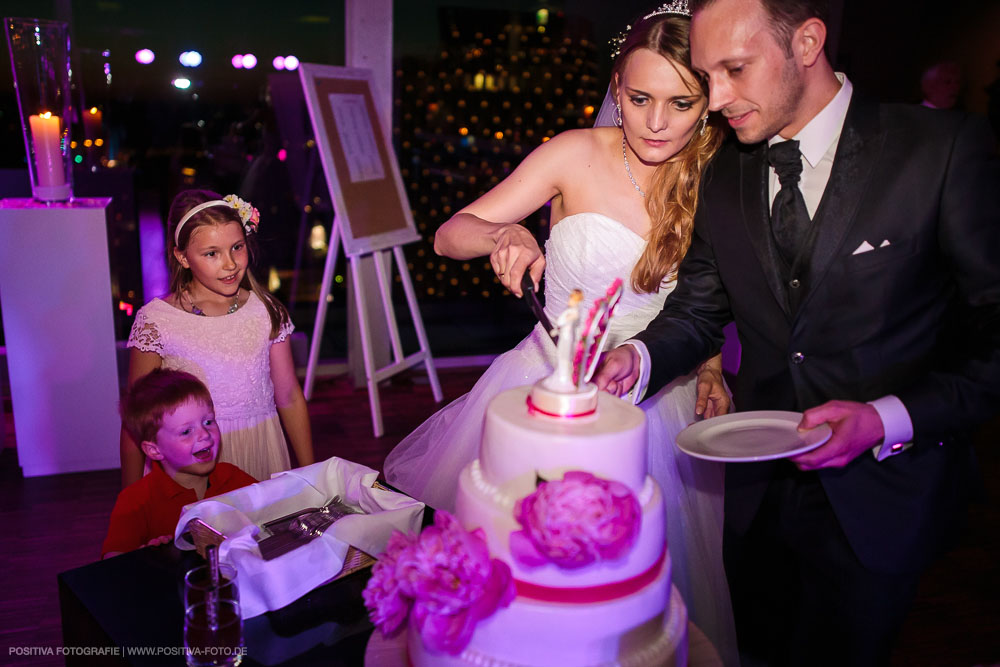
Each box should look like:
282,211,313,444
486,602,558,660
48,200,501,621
0,198,121,476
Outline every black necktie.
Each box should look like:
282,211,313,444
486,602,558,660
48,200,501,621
767,140,810,268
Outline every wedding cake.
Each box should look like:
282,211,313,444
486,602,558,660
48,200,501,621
365,283,687,666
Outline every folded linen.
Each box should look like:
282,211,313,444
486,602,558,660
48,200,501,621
175,457,425,619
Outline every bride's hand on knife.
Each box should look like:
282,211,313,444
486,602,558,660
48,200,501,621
490,223,546,298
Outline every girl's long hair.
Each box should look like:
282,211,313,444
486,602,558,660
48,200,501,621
611,13,724,294
167,189,290,339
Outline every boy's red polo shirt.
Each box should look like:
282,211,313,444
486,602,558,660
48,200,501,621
102,462,256,557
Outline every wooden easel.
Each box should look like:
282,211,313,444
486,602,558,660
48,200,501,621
298,64,442,437
303,219,442,436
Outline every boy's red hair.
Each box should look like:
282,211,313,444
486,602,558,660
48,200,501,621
120,369,214,444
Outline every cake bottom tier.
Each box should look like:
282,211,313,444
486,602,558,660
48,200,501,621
406,558,687,667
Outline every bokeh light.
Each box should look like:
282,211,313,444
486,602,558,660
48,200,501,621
135,49,155,65
179,51,202,67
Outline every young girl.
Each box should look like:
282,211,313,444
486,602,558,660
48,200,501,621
120,189,314,485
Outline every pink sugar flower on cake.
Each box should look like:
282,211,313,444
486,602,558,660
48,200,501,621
510,470,641,569
362,511,515,655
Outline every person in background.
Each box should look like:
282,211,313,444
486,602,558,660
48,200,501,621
920,60,963,110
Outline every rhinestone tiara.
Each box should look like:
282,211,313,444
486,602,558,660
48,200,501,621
610,1,692,60
644,0,691,20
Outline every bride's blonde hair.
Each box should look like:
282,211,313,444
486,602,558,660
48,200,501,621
611,13,724,294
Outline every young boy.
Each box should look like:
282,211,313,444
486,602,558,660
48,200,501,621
102,369,257,558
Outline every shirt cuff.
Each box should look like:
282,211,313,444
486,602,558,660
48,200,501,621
623,340,651,405
868,394,914,461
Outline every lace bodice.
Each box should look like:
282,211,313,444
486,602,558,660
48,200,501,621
127,292,293,423
543,213,673,347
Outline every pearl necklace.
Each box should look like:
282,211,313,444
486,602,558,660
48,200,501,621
186,288,241,316
622,135,645,198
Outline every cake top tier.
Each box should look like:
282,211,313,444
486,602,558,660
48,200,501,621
530,279,623,417
481,386,648,496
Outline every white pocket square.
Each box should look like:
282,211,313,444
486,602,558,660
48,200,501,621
852,240,875,255
879,239,891,247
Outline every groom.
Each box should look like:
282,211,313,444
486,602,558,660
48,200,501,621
595,0,1000,664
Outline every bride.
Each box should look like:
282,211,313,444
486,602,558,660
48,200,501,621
385,4,737,663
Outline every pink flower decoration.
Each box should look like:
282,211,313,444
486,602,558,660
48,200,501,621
361,531,413,636
361,511,515,656
510,471,641,569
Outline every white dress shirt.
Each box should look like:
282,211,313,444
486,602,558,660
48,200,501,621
627,74,913,460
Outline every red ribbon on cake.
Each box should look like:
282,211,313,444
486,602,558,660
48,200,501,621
512,548,666,603
525,395,597,419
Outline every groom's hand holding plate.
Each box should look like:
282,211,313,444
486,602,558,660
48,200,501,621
677,410,833,462
789,400,886,470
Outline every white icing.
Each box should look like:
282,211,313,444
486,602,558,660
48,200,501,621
529,379,599,416
407,573,688,667
479,387,648,498
465,459,656,511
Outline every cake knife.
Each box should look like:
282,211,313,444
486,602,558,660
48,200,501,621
521,273,557,342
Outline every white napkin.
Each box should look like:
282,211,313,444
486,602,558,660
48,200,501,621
174,457,425,619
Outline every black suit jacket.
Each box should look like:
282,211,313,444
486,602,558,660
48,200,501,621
636,95,1000,574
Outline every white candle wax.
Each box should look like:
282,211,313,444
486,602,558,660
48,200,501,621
28,113,66,188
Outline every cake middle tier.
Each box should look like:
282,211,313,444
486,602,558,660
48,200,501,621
457,461,666,589
480,386,648,497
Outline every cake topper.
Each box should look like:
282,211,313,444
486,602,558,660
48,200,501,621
550,289,585,391
528,279,625,418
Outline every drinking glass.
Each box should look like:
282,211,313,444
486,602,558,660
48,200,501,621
183,599,244,667
184,563,238,610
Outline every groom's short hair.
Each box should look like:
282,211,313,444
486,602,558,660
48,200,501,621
690,0,830,56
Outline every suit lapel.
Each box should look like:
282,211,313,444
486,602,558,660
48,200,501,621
799,96,884,311
739,143,791,318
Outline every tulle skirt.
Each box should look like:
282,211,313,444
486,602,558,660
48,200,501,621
383,324,738,665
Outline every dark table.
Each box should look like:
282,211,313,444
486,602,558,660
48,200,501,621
58,543,377,666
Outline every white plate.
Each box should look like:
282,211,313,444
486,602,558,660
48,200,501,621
676,410,833,462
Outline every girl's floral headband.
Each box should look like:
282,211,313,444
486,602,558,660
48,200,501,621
174,194,260,246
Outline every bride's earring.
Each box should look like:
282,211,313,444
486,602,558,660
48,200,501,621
613,101,623,127
699,114,708,137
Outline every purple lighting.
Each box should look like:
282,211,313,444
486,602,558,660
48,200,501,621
242,53,257,69
284,55,299,71
135,49,155,65
272,56,285,70
231,54,244,69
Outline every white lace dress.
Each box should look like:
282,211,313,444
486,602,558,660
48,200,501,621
383,213,737,664
127,292,293,482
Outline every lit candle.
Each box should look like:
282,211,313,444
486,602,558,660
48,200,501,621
28,112,66,188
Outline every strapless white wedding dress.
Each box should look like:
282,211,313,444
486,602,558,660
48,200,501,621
384,212,737,665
